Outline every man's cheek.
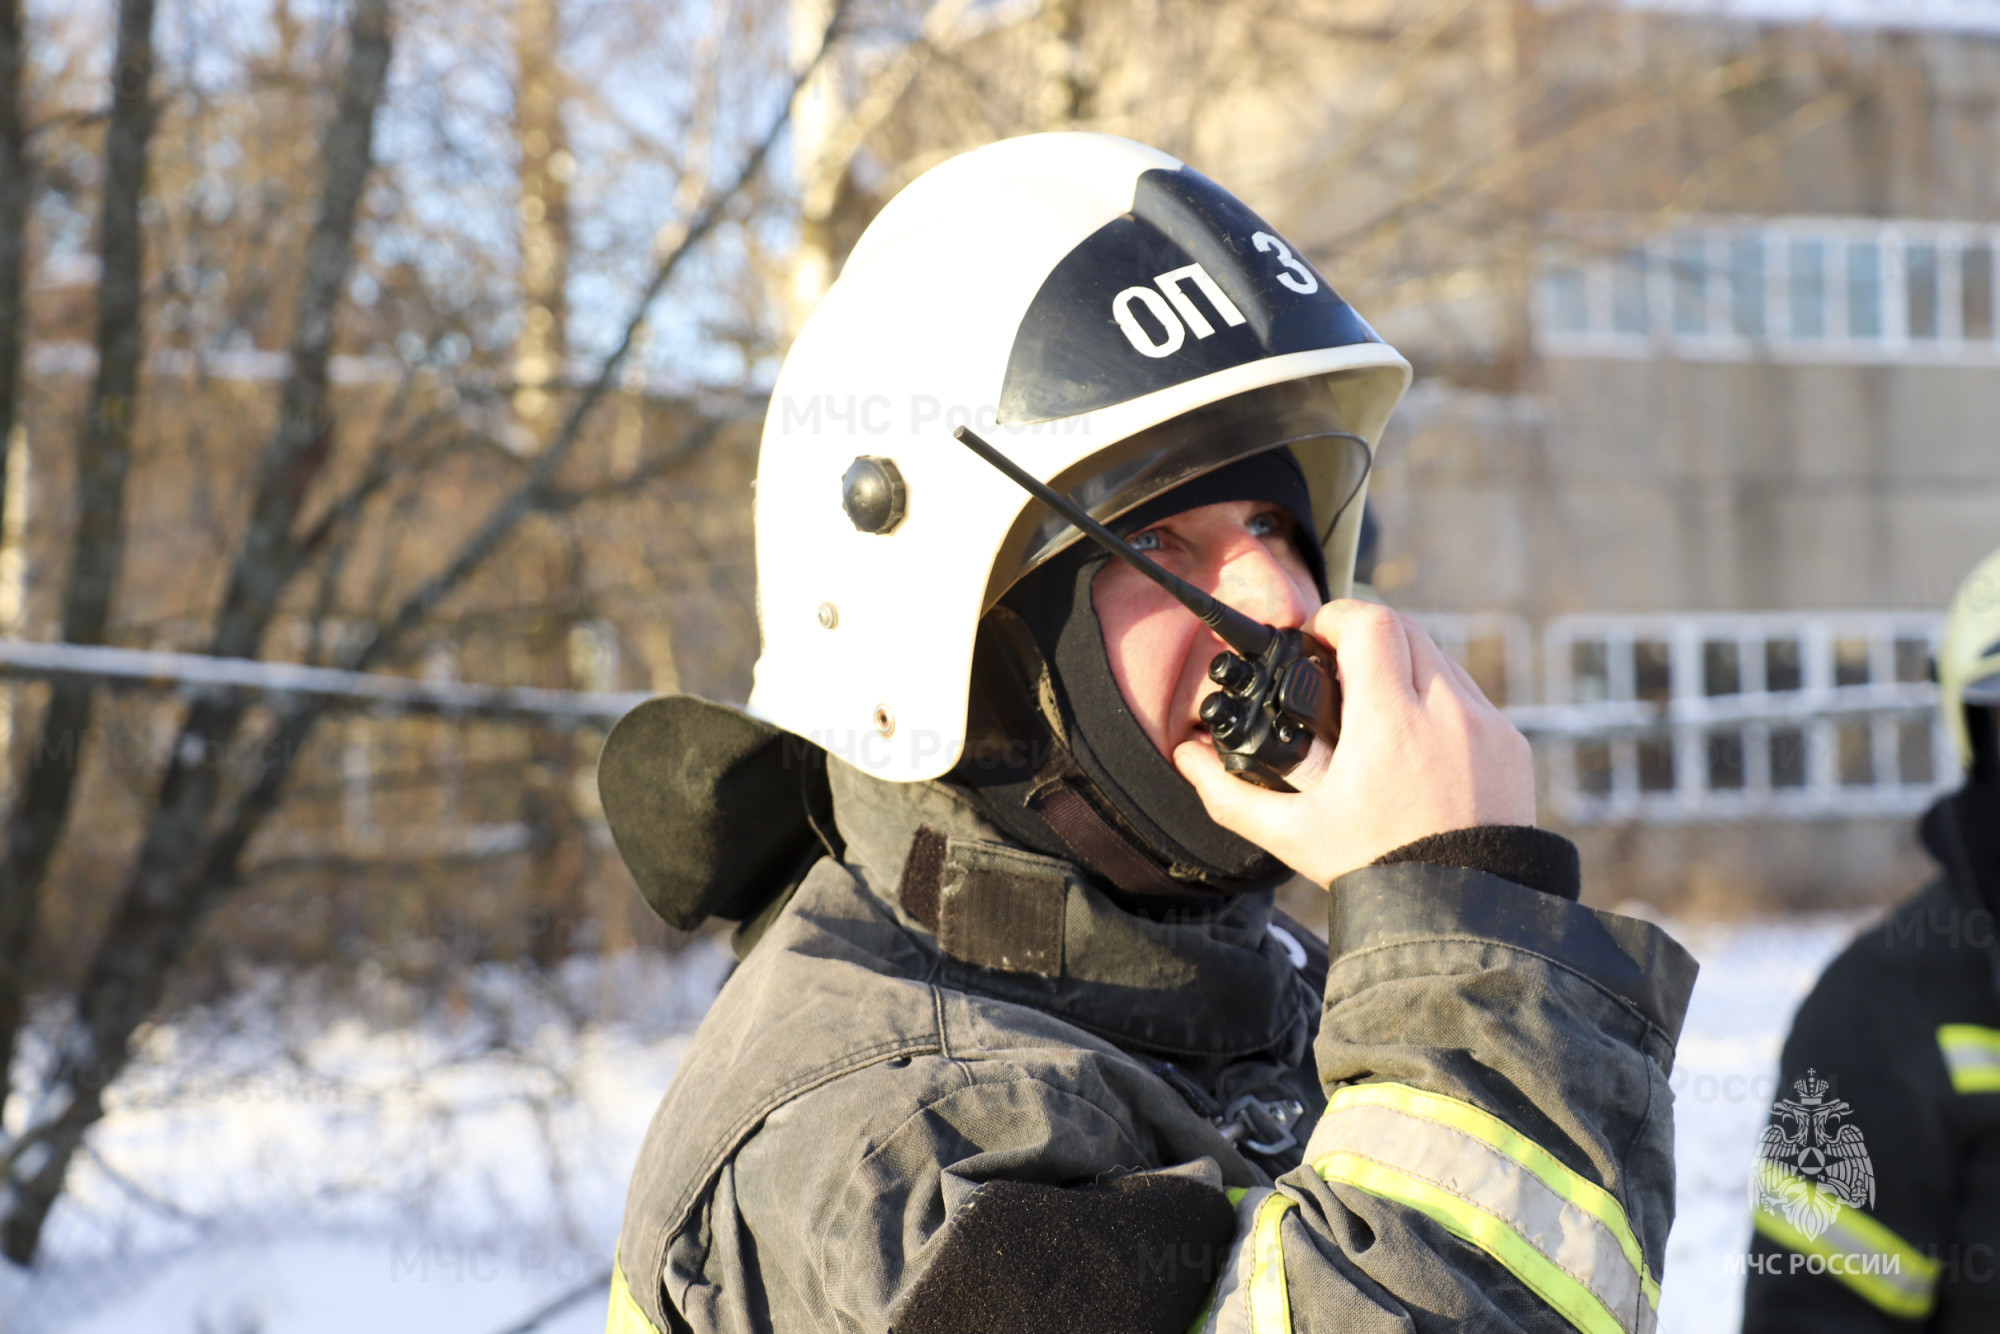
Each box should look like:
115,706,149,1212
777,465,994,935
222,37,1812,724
1162,638,1218,756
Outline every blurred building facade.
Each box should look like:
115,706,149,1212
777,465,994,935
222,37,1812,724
1383,6,2000,907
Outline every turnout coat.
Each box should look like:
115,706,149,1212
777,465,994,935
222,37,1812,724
610,760,1697,1334
1742,786,2000,1333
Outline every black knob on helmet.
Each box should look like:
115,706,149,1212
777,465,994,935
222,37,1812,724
842,456,907,534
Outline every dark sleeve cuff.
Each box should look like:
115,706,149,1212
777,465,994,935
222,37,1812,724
1369,825,1582,901
1327,861,1697,1044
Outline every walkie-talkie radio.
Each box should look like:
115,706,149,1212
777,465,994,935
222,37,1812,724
953,426,1342,791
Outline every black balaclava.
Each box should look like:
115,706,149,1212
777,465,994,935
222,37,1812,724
951,448,1328,904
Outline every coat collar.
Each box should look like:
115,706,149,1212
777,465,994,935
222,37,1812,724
827,759,1313,1063
1922,784,2000,920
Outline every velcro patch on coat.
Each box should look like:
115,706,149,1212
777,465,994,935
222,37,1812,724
938,840,1068,978
889,1174,1235,1334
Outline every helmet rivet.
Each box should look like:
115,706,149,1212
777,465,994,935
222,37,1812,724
842,456,907,534
816,601,838,629
873,704,895,738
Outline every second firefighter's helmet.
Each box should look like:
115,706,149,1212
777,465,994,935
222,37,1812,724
748,132,1411,780
1940,544,2000,775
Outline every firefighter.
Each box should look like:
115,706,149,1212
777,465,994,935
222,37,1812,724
1742,544,2000,1333
600,132,1696,1334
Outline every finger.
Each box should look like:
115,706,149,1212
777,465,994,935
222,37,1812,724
1401,616,1481,703
1307,600,1416,707
1399,612,1453,696
1424,635,1506,715
1399,617,1486,701
1286,733,1334,787
1436,649,1491,706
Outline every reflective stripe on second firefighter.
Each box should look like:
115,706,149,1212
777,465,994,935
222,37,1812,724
1751,1166,1942,1321
1937,1023,2000,1095
1197,1083,1660,1334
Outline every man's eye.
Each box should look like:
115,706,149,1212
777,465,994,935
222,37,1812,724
1247,512,1281,538
1129,529,1163,552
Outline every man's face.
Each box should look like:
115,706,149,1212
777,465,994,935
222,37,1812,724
1092,498,1322,761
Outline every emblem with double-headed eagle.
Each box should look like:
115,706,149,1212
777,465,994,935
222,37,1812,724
1751,1068,1876,1240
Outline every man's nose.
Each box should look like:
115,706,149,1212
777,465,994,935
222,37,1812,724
1208,536,1315,631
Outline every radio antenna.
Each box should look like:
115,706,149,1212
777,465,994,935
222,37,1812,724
952,426,1275,659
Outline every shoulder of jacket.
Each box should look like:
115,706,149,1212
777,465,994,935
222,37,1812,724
749,1046,1155,1165
1790,881,1989,1036
1827,879,1986,977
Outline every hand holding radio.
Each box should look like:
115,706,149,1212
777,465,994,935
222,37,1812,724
1196,626,1342,790
952,424,1533,886
1174,599,1536,886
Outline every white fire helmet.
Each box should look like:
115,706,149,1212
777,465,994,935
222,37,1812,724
1940,544,2000,772
748,132,1411,781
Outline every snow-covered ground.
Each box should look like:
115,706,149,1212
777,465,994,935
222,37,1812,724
0,944,737,1334
0,911,1874,1333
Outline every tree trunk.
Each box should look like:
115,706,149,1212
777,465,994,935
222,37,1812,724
512,0,569,449
1034,0,1091,126
0,0,393,1265
0,0,31,985
786,0,843,332
0,0,154,1182
0,0,27,541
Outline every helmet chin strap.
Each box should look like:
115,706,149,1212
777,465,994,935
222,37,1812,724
953,606,1224,906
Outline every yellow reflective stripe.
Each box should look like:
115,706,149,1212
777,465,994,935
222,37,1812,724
1751,1174,1940,1320
1247,1191,1297,1333
1316,1151,1631,1334
1938,1023,2000,1094
1190,1187,1276,1334
1326,1082,1660,1313
606,1264,663,1334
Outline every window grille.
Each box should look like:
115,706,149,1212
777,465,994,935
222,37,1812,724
1411,610,1949,822
1537,218,2000,364
1529,613,1948,823
1622,0,2000,34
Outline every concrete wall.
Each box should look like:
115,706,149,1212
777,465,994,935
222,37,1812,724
1369,359,2000,620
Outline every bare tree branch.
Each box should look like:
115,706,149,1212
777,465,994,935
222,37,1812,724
515,414,729,515
1313,52,1778,268
0,0,158,1243
349,0,851,675
0,0,391,1265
